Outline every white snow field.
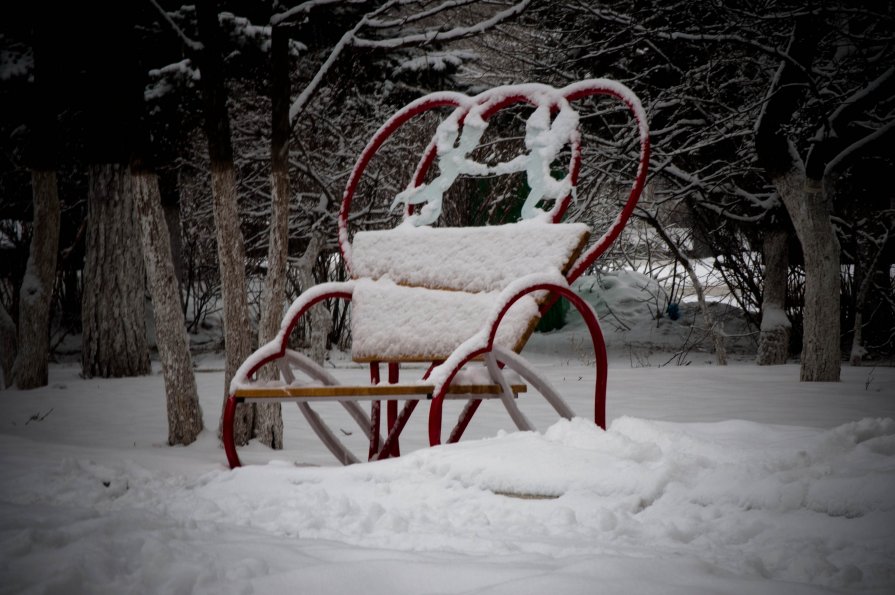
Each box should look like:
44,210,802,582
2,273,894,594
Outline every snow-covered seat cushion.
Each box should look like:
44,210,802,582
350,222,590,293
349,222,590,361
350,279,542,362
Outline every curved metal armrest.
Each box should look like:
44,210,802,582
427,272,608,445
426,271,568,390
229,281,355,394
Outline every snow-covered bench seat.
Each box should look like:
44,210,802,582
349,222,590,362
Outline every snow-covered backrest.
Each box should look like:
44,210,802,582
339,80,650,362
338,80,650,287
351,222,590,293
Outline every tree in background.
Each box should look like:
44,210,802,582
10,12,60,389
126,7,205,445
77,3,151,379
486,0,894,374
755,7,894,380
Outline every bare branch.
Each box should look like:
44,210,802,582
351,0,531,48
825,118,895,179
365,0,480,29
271,0,363,26
146,0,204,52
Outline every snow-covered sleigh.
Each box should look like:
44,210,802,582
223,80,650,468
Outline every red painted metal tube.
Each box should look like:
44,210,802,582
236,289,354,388
428,282,608,446
224,288,353,469
369,362,381,460
447,398,483,444
387,362,401,457
222,395,242,469
339,96,467,272
372,400,418,461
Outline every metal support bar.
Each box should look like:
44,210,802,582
369,362,381,460
372,399,418,461
492,345,575,420
222,396,241,468
298,402,360,465
448,398,482,443
387,362,401,457
369,400,381,460
485,353,534,431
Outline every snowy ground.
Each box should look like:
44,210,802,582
2,275,894,594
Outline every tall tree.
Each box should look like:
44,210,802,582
12,15,61,389
81,164,151,377
133,162,205,444
13,170,59,388
755,18,840,381
195,0,257,444
755,8,894,379
756,225,791,365
253,18,292,448
79,2,150,378
0,303,14,387
126,8,204,445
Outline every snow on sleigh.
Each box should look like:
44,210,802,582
223,79,650,468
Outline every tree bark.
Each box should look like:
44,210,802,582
755,19,840,381
774,172,840,380
253,23,292,449
133,170,204,445
159,170,185,292
13,13,62,390
297,234,330,365
757,225,790,365
210,165,255,442
849,283,866,367
81,164,151,378
196,0,257,444
0,302,15,388
13,171,61,388
848,228,886,367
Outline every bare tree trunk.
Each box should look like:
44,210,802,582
133,170,204,445
81,163,151,378
13,170,61,388
300,234,330,365
849,229,886,366
210,166,255,441
13,17,62,390
690,273,728,366
252,23,292,449
253,167,287,446
774,172,840,381
757,226,790,365
850,301,865,367
159,170,185,291
0,302,14,388
196,0,256,444
755,20,840,381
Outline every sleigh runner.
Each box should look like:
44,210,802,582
224,79,650,468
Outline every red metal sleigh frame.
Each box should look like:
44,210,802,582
223,80,650,468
